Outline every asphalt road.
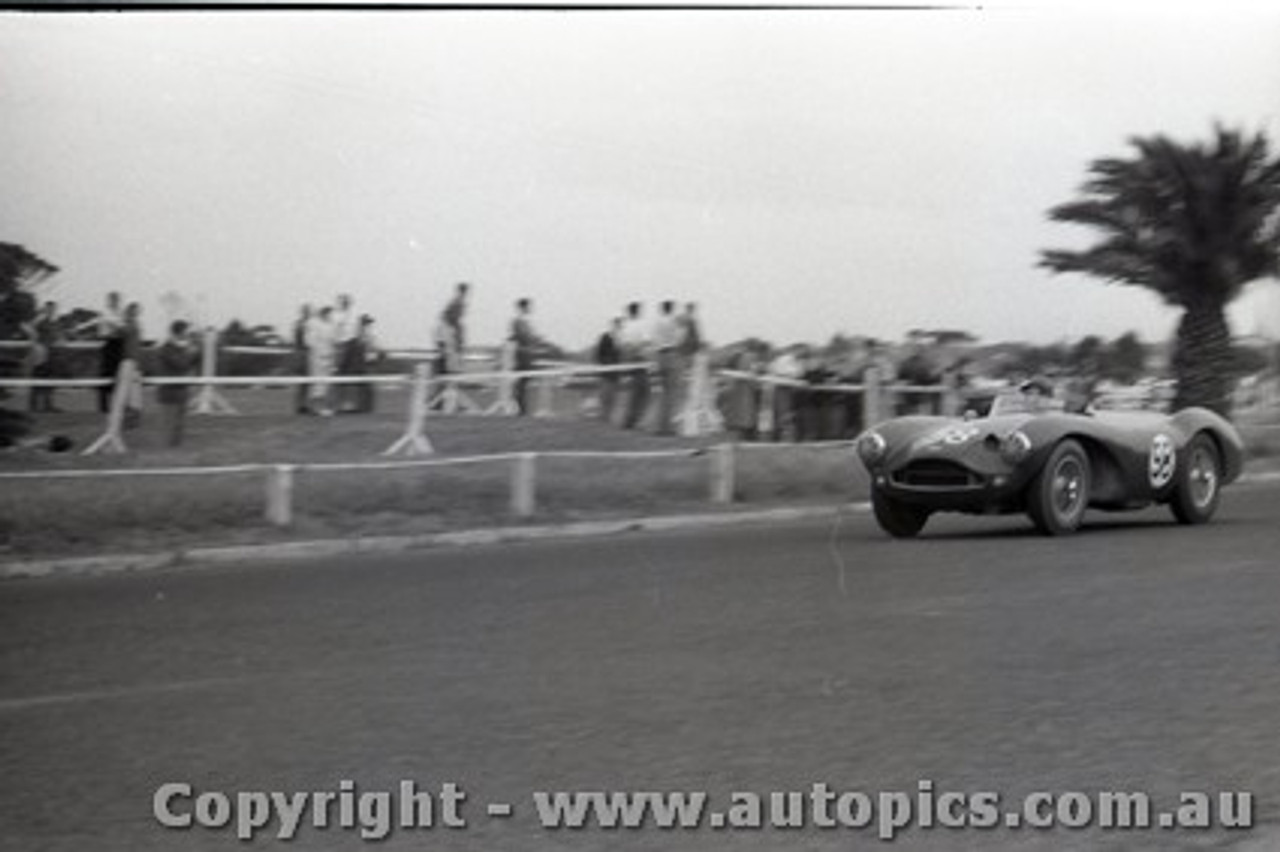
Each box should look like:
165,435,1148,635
3,485,1280,852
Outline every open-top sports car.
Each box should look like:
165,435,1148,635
856,386,1244,537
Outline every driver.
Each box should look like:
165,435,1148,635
1018,376,1056,411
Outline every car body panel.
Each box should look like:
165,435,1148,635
860,404,1243,517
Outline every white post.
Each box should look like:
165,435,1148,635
532,370,555,418
679,351,723,437
511,452,537,517
190,328,239,416
82,359,136,455
265,464,295,527
383,363,435,456
487,341,520,416
863,366,882,427
941,370,961,417
710,441,737,504
757,380,776,439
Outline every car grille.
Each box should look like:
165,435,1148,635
893,460,981,488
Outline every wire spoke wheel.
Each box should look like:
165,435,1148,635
1171,433,1221,525
1028,439,1090,535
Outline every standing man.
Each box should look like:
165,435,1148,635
121,302,145,428
292,304,312,414
618,302,650,430
678,302,702,357
95,291,126,413
333,294,358,412
650,300,685,435
306,305,337,416
594,317,621,423
509,298,548,415
155,320,199,447
28,301,62,413
441,282,469,371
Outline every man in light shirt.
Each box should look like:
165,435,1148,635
305,305,337,416
96,291,126,413
332,294,358,411
650,300,686,435
617,302,651,430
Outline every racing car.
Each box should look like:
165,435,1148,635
855,381,1244,537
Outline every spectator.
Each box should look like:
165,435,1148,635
618,302,651,429
594,317,621,423
95,291,126,413
721,348,762,441
651,300,684,436
441,282,469,368
121,302,144,428
345,314,381,414
155,320,199,447
292,304,312,415
678,302,702,357
28,301,62,413
509,298,549,415
767,345,805,441
333,294,358,411
305,305,337,416
799,354,837,441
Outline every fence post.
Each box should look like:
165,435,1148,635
863,366,882,427
941,370,961,417
81,359,136,455
383,363,435,456
511,452,537,518
493,341,519,416
265,464,295,527
191,328,239,416
710,441,737,504
533,373,555,418
757,380,776,439
679,351,723,437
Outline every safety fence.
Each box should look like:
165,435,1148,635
1,342,964,456
0,440,858,528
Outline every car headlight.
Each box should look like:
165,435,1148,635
999,430,1033,464
857,431,888,465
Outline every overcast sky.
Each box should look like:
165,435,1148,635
2,6,1279,350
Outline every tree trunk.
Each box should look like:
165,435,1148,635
1170,300,1233,416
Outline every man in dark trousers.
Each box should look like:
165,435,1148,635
594,317,621,423
95,291,126,413
156,320,199,447
509,298,548,415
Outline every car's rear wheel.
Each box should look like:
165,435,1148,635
1170,433,1221,525
872,489,930,538
1027,439,1090,535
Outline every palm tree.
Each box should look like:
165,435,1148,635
1040,126,1280,415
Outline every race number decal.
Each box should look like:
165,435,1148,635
1148,434,1176,489
927,424,981,447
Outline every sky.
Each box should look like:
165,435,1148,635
2,5,1279,351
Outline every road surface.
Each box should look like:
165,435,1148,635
3,485,1280,851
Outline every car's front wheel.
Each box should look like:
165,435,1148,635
872,489,930,538
1027,439,1090,535
1169,433,1221,525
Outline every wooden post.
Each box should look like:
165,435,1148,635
862,366,882,428
941,370,961,417
383,363,435,456
757,380,776,439
265,464,295,527
511,452,537,518
533,373,555,418
679,351,723,437
710,441,737,504
82,359,136,455
190,328,239,416
487,341,520,416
